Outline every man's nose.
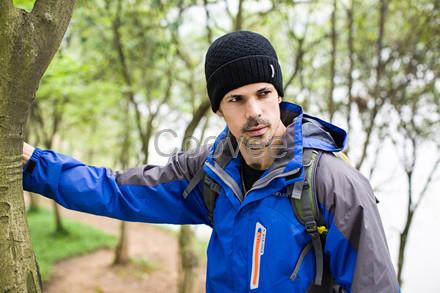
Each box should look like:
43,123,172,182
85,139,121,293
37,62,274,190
245,98,262,119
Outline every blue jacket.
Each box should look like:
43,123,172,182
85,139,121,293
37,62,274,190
23,102,400,292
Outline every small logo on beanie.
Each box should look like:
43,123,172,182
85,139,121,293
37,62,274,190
270,64,275,78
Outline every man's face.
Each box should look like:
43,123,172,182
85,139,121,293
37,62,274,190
217,82,284,150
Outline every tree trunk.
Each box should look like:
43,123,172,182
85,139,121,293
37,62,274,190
113,221,130,265
34,97,68,233
345,0,354,153
28,192,40,213
178,225,199,293
0,137,42,292
328,0,337,123
113,99,131,265
178,101,210,293
234,0,244,31
0,1,76,290
397,209,414,285
53,201,67,235
355,0,388,170
45,138,67,234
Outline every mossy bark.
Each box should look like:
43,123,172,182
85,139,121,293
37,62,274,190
0,1,76,291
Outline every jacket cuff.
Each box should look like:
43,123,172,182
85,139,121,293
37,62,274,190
23,147,43,174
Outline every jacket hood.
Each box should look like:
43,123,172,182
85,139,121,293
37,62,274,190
302,113,347,152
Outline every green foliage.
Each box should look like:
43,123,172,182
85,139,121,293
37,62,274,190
13,0,35,12
27,209,117,281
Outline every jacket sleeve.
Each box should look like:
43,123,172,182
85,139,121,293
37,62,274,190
22,146,210,225
315,152,400,293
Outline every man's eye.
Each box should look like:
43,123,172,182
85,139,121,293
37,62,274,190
260,90,271,96
229,97,240,102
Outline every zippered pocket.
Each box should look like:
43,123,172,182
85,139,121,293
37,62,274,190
290,242,312,281
250,222,267,290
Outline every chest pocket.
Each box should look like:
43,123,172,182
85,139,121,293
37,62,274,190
244,199,314,292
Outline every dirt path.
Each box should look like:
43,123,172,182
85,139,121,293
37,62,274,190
41,199,207,293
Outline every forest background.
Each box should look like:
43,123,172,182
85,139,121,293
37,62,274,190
0,0,438,292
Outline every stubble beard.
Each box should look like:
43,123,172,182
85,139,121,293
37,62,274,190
240,116,272,151
243,120,285,157
244,132,273,150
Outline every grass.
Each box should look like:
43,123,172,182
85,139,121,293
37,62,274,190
130,257,158,273
27,208,117,281
112,257,159,280
27,209,208,282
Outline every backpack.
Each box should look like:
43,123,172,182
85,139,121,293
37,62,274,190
183,148,330,286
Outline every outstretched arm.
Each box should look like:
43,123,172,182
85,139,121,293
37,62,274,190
22,144,210,225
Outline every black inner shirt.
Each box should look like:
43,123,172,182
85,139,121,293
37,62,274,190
240,155,266,195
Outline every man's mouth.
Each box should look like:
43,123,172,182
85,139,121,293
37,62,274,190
246,125,268,137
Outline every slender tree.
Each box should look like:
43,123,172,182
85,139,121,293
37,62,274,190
355,0,388,170
113,99,132,265
327,0,337,122
174,2,214,291
387,4,439,282
29,97,69,234
391,100,439,285
107,0,177,265
345,0,354,141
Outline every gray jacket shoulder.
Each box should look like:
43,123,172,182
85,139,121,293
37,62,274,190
315,152,377,213
170,144,212,180
114,144,211,186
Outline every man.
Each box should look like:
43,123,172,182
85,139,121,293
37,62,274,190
22,31,399,292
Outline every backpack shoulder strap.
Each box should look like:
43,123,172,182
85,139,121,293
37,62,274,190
183,164,220,227
290,149,324,224
292,149,326,286
203,175,221,226
183,166,205,199
290,148,327,286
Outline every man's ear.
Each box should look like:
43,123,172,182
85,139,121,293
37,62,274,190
278,96,282,103
216,108,224,117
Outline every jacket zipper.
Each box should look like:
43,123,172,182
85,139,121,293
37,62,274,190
290,242,312,281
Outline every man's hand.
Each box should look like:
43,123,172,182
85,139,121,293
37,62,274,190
22,142,35,165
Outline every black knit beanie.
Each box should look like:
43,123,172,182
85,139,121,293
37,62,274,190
205,31,284,113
